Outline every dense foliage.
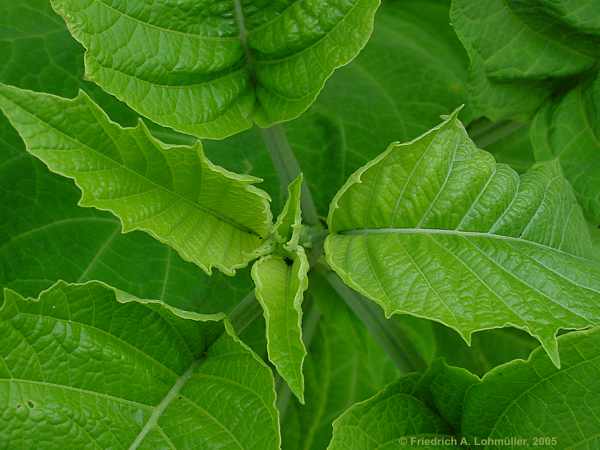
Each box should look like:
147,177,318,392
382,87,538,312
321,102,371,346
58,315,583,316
1,0,599,449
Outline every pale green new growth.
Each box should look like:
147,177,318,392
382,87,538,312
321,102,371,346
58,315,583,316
51,0,381,139
0,281,280,449
326,110,600,366
274,174,304,250
252,248,309,403
0,84,273,276
252,176,309,402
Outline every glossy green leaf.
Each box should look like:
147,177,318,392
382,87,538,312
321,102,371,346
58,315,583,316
328,374,460,450
0,281,280,449
326,111,600,366
531,72,600,223
274,174,303,248
252,247,309,403
51,0,381,139
0,84,273,275
282,273,399,450
463,327,600,449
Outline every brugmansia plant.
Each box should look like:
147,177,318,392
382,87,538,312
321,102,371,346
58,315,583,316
1,0,600,448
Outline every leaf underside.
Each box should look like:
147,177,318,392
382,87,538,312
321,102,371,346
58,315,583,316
326,110,600,366
252,175,308,402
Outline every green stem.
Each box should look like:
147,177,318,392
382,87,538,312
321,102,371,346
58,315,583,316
322,269,425,373
260,125,321,226
468,119,525,148
228,291,261,334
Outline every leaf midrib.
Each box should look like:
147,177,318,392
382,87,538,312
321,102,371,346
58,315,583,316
128,360,199,450
337,227,594,263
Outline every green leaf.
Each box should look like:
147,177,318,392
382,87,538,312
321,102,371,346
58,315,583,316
50,0,381,139
415,359,480,432
0,84,273,275
325,111,600,366
252,247,309,403
531,73,600,223
282,273,398,450
463,327,600,448
274,174,304,248
328,374,460,450
460,51,554,123
451,0,596,80
450,0,600,122
0,281,280,449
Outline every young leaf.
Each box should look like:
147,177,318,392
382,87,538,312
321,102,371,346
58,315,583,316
328,374,460,450
531,73,600,223
326,110,600,366
252,247,309,403
463,327,600,448
50,0,381,139
0,281,280,449
274,174,304,249
0,84,273,275
282,273,399,450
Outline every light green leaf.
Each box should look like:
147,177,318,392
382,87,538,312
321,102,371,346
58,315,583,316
531,72,600,223
274,174,304,249
252,247,309,403
282,273,398,450
325,111,600,366
51,0,380,139
463,327,600,449
0,281,280,449
328,374,460,450
0,84,273,275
